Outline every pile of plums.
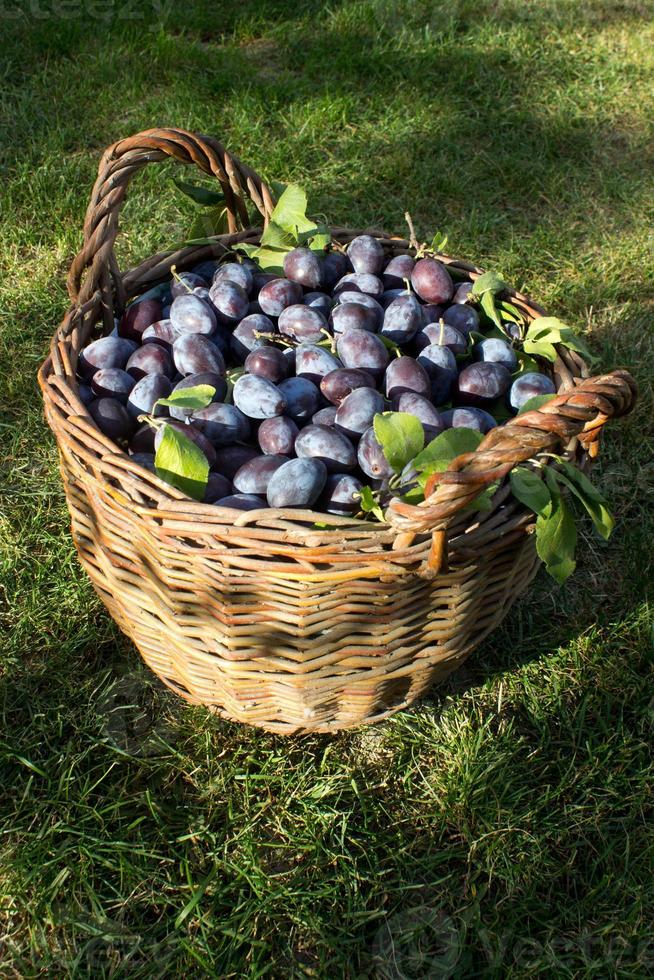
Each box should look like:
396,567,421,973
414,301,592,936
77,236,556,514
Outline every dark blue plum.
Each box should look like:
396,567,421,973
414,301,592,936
334,290,384,329
173,334,226,377
78,336,138,380
266,458,328,508
89,397,133,442
245,346,288,383
169,294,217,335
257,416,299,455
393,392,444,440
213,262,253,294
321,251,351,291
295,345,342,387
233,454,290,494
126,374,173,419
203,472,232,503
277,377,321,421
215,493,264,511
336,330,389,381
258,278,303,317
208,279,250,324
192,260,219,282
118,299,163,343
304,291,333,319
91,368,135,403
233,375,286,419
295,424,357,473
231,314,275,361
421,303,447,326
319,473,364,515
331,302,378,334
334,387,385,441
382,254,415,289
415,322,467,356
508,372,557,412
126,344,174,381
278,304,327,344
346,235,385,275
417,344,458,404
78,383,94,406
441,407,497,433
379,288,406,309
381,294,423,344
142,319,180,351
193,403,250,446
320,368,377,406
171,272,206,298
457,362,511,406
334,272,384,296
357,426,394,480
443,304,480,335
213,446,259,480
452,282,473,304
283,247,323,289
411,258,454,305
385,356,431,399
473,337,518,372
312,406,338,427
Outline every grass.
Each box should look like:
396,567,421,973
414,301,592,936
1,0,653,975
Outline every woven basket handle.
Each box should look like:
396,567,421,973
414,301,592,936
387,369,637,536
66,127,275,312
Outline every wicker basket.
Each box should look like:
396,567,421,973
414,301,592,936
38,128,636,734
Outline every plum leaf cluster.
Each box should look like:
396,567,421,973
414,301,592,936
509,459,614,583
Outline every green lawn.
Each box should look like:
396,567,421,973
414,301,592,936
1,1,653,975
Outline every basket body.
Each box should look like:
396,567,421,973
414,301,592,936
57,424,540,732
39,129,635,734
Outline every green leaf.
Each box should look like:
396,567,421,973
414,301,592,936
155,384,216,411
466,482,500,512
523,338,558,362
431,231,448,252
471,271,507,297
488,399,513,422
374,412,425,474
172,178,225,208
304,227,331,253
154,424,210,501
497,300,524,324
509,467,552,517
243,246,287,274
535,481,577,584
400,484,425,505
517,393,557,414
515,352,541,375
358,485,385,522
553,462,614,540
260,220,296,250
412,427,484,476
270,184,316,236
479,290,505,332
187,206,230,241
526,316,593,361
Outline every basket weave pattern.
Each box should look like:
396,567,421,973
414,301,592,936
39,129,637,733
